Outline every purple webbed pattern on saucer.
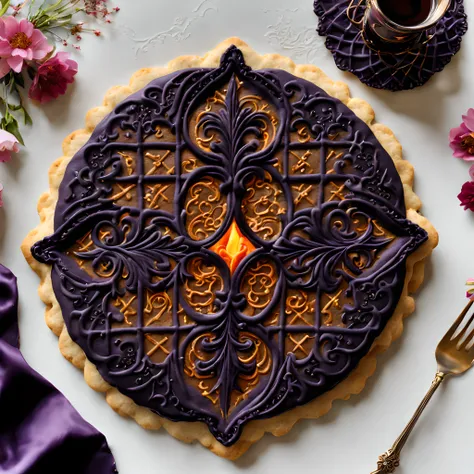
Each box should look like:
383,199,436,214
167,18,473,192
314,0,468,91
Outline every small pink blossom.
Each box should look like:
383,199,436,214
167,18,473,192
458,181,474,212
28,52,78,104
0,17,52,76
0,129,19,162
84,0,110,18
467,278,474,300
450,109,474,161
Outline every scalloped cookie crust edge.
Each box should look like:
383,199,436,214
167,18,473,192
21,37,438,461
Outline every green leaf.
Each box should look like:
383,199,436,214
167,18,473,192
0,1,10,17
3,71,13,88
4,118,24,146
7,103,33,126
14,72,25,89
29,0,80,30
23,106,32,126
27,66,36,81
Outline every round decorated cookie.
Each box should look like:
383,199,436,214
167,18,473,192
23,38,437,459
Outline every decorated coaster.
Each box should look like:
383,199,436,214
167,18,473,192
22,38,437,459
314,0,468,91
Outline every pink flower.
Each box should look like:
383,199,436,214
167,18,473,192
0,129,19,162
0,17,52,77
450,109,474,161
467,278,474,300
458,181,474,212
28,52,78,104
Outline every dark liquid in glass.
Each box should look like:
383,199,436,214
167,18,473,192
378,0,433,26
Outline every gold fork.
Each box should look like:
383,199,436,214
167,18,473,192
371,300,474,474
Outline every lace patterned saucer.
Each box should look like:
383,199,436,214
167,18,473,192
314,0,468,91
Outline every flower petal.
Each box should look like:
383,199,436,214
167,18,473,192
0,18,7,39
463,108,474,132
32,45,52,60
12,48,29,59
469,165,474,181
0,130,18,145
458,181,474,211
30,29,52,59
449,124,465,142
0,39,12,57
0,149,11,162
7,55,23,73
0,58,10,79
451,148,469,159
19,19,34,37
3,16,19,38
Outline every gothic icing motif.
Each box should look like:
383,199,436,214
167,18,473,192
32,46,427,446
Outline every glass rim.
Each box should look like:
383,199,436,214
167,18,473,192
369,0,451,32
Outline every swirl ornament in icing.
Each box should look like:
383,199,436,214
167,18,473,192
31,46,427,446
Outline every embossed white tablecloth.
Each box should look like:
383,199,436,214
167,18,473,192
0,1,473,472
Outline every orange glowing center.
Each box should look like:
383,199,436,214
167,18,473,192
10,32,32,49
210,221,255,274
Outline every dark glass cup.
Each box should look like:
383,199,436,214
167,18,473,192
363,0,451,52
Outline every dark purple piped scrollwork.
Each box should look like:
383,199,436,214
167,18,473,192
314,0,468,91
32,46,427,446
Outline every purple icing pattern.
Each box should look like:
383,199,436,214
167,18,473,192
314,0,468,91
32,47,427,446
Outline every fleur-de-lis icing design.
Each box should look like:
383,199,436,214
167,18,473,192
194,75,279,170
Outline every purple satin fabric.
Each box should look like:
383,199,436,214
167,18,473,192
0,264,117,474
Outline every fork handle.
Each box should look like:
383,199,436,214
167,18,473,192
370,372,446,474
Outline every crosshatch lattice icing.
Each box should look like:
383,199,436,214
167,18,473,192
31,46,427,446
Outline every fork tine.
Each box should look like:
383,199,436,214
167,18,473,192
460,319,474,350
453,308,474,344
444,300,474,341
468,340,474,360
465,326,474,358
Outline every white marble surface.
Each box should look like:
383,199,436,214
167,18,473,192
1,1,473,473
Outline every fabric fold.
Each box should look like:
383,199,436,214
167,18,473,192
0,264,117,474
0,264,18,347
